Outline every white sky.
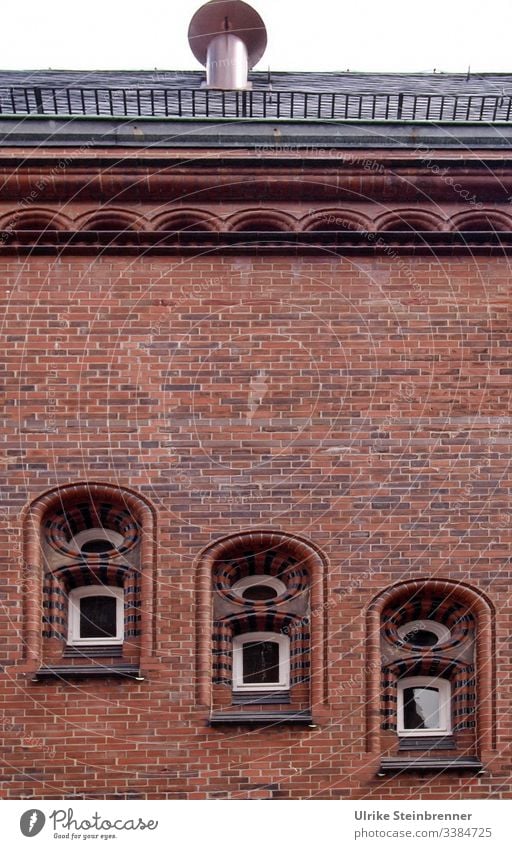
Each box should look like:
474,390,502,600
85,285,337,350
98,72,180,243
6,0,512,73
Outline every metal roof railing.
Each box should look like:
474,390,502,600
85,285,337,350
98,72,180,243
0,86,512,121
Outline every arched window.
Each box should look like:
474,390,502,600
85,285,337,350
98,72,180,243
367,579,494,774
397,676,451,736
198,530,326,724
23,483,156,680
68,586,124,646
232,632,290,692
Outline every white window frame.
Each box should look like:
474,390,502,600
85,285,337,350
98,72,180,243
232,631,290,691
69,528,124,555
68,585,124,646
231,575,286,601
397,620,451,646
397,675,451,736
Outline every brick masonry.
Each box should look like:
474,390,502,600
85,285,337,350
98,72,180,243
0,147,511,798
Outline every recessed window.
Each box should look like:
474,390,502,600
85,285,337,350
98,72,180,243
397,676,451,736
233,632,290,691
397,620,450,648
68,586,124,645
231,575,286,603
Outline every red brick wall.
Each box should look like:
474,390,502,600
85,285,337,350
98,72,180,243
0,252,510,798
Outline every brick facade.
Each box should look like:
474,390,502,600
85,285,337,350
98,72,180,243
0,139,510,798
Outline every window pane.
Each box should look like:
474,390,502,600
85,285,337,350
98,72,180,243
80,595,117,639
81,539,115,554
403,686,440,729
242,585,278,601
403,629,438,647
242,640,279,684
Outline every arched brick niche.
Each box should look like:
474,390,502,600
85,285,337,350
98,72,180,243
0,208,72,233
23,482,156,674
197,530,326,716
449,209,512,232
366,579,494,762
77,208,146,232
151,209,222,232
375,209,445,232
301,209,371,233
226,210,296,232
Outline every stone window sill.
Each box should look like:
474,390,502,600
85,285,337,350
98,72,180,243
378,756,484,775
398,735,456,751
31,664,144,681
209,709,314,726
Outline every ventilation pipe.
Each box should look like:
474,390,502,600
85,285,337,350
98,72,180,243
188,1,267,90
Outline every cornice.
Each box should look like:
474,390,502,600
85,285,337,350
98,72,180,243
2,229,512,255
1,115,512,151
0,155,511,203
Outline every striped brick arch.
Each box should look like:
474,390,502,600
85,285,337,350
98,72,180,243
381,657,476,732
381,586,477,732
366,579,494,756
198,529,326,709
42,488,142,641
213,545,310,607
213,611,310,685
45,501,140,557
23,482,156,668
42,562,141,641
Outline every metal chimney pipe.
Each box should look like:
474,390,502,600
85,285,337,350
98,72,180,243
188,1,267,90
206,32,249,89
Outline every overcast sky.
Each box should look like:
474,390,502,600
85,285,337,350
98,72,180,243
6,0,512,73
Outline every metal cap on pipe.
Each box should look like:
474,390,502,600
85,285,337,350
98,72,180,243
188,1,267,72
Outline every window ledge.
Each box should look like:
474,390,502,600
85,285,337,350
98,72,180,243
209,710,314,726
31,664,144,681
63,645,123,659
378,756,484,775
398,735,456,751
232,691,291,705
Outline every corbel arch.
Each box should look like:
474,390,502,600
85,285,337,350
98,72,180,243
226,209,297,232
301,208,371,232
375,208,445,232
0,207,73,232
151,208,222,232
449,209,512,232
77,208,147,232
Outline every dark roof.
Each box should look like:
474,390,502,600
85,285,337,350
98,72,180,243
1,69,512,122
2,69,512,94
